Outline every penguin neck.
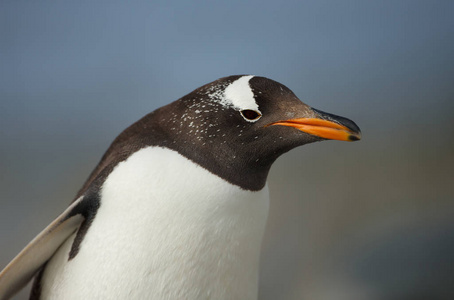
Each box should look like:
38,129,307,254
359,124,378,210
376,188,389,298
168,141,276,191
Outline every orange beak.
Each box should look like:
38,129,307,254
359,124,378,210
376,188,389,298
269,109,361,142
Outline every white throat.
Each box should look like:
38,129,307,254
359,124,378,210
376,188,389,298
41,146,270,299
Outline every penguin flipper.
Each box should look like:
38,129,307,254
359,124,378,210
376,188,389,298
0,196,85,300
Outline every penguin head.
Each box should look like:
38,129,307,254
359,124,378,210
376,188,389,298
88,75,360,192
146,75,361,190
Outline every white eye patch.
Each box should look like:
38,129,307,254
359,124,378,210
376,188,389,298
223,75,258,110
220,75,262,122
206,75,262,122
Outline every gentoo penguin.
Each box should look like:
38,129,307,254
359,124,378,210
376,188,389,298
0,75,360,300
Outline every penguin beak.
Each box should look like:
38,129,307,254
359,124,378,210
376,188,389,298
269,108,361,142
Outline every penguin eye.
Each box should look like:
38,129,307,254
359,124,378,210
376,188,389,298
240,110,262,122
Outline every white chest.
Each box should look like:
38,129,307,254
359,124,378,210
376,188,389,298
41,147,269,300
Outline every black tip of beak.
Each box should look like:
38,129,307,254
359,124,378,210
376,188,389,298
348,135,360,141
312,108,362,137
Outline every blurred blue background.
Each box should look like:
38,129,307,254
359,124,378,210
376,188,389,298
1,1,453,299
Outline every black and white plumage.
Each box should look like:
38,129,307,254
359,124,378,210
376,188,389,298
0,75,361,299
